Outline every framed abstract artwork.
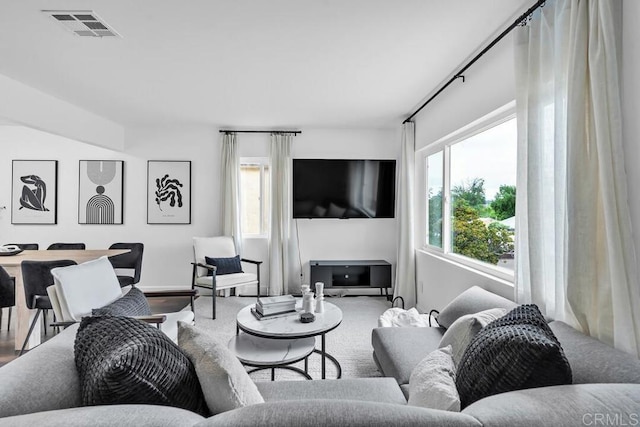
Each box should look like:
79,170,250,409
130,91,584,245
147,160,191,224
78,160,124,224
11,160,58,224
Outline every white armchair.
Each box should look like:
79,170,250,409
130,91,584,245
47,256,195,343
192,236,262,319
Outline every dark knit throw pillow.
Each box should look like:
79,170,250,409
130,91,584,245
74,316,207,415
205,255,243,276
91,286,151,317
455,304,572,408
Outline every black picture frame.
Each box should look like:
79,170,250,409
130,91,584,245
78,160,125,225
11,160,58,225
147,160,191,224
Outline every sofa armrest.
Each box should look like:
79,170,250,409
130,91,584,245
463,384,640,426
240,258,262,265
1,404,206,427
49,321,78,329
132,314,167,326
191,262,217,273
143,289,199,298
195,399,482,427
0,324,81,418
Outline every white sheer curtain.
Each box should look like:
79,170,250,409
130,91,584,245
515,0,640,356
220,132,242,253
268,133,293,296
393,122,416,308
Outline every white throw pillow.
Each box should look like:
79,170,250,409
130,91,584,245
177,322,264,415
408,345,460,411
438,308,507,367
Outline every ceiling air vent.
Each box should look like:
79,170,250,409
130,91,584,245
42,10,121,38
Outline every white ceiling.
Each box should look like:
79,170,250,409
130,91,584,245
0,0,531,130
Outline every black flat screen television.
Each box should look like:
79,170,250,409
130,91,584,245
293,159,396,219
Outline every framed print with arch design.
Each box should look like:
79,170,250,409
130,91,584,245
147,160,191,224
78,160,124,225
11,160,58,225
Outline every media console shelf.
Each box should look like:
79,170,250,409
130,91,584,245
309,260,392,299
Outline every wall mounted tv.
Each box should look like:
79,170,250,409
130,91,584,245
293,159,396,219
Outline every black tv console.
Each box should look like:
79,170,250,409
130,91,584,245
309,260,392,299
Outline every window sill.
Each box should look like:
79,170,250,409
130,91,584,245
242,234,268,240
417,247,515,287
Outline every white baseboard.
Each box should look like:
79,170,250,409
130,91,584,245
138,285,391,298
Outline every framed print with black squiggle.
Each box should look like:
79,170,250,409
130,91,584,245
78,160,124,225
147,160,191,224
11,160,58,224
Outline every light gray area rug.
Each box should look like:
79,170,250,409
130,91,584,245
192,295,391,381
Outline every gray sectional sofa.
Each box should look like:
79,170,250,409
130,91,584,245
1,286,639,426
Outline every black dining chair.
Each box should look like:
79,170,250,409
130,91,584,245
20,259,77,355
0,266,15,332
6,243,39,250
108,243,144,288
47,243,86,250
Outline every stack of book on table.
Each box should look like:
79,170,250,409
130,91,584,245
251,295,296,320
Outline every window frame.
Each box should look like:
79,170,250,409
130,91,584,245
421,102,517,283
240,157,270,238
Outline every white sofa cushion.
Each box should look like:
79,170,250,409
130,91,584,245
195,273,258,290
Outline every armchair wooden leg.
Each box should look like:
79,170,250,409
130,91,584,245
8,306,12,331
20,309,42,356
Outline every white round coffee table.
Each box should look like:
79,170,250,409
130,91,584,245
235,301,343,379
228,334,315,380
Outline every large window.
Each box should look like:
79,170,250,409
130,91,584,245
240,158,270,236
425,116,517,274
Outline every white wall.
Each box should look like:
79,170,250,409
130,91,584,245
0,125,398,293
236,129,399,294
413,33,517,312
0,124,219,290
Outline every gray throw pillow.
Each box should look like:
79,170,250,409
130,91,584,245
456,304,572,408
178,322,264,415
408,345,461,411
438,308,507,367
91,286,151,317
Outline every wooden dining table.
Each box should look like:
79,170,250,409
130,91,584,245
0,249,128,351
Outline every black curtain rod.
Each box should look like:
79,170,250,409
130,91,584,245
219,130,302,134
403,0,545,124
